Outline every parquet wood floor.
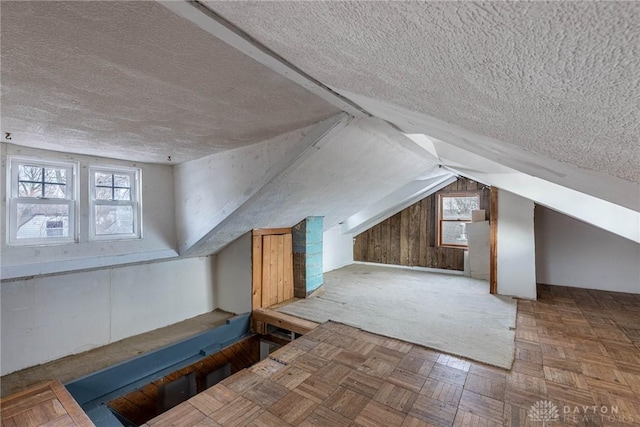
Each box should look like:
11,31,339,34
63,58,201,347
3,284,636,426
141,285,640,426
0,380,93,427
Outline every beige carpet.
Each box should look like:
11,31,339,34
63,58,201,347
277,263,517,369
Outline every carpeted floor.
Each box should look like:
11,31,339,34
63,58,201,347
277,263,517,369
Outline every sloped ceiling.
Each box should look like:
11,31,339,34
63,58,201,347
0,1,338,163
1,0,638,262
187,116,442,257
207,1,640,184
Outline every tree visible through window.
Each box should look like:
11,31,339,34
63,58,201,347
8,157,77,245
438,193,480,248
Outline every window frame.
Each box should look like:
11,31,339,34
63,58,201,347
6,156,79,246
89,165,142,241
437,191,481,249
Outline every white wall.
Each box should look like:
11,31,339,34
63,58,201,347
323,226,354,272
467,221,490,281
0,257,215,375
197,117,440,256
535,206,640,294
497,190,537,299
173,124,315,254
1,144,178,279
215,232,252,314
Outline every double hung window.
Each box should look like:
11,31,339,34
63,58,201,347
89,167,141,240
7,157,78,245
438,193,480,248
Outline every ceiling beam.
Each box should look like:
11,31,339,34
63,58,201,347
159,0,369,118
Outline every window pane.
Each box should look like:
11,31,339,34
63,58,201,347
114,174,130,188
18,165,42,182
114,188,131,201
18,182,42,198
16,203,69,239
95,172,113,186
95,205,134,235
44,167,66,184
44,183,67,198
442,196,479,221
441,221,469,246
95,187,112,200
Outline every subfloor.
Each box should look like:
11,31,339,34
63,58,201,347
0,309,233,397
277,263,517,369
145,285,640,426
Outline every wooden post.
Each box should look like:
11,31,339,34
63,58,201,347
489,187,498,295
252,234,263,310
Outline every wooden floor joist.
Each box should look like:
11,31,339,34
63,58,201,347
251,308,319,336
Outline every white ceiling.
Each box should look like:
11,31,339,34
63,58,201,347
208,1,640,184
3,1,638,181
0,1,338,163
1,1,637,200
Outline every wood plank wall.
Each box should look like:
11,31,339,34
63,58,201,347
354,178,490,271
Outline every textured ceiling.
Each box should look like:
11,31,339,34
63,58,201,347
0,1,338,163
208,1,640,183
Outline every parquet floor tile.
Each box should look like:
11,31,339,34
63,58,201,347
355,400,406,427
144,284,640,426
375,381,419,413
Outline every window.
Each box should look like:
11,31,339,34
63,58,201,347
89,166,141,240
438,193,480,248
7,157,78,245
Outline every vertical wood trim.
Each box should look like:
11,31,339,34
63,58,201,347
436,193,443,247
283,233,293,300
261,236,271,308
490,187,498,295
252,235,263,309
269,236,278,306
276,235,285,304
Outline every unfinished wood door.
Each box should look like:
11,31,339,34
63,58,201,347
252,228,293,309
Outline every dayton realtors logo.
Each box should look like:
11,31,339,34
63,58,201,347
529,400,634,425
528,400,559,426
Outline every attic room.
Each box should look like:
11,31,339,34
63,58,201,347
1,1,639,426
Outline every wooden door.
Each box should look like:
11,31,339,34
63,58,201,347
252,228,294,309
